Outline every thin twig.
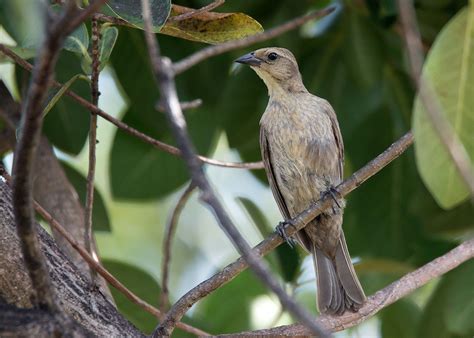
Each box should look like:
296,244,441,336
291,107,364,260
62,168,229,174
0,44,264,170
159,182,196,313
0,170,211,337
156,131,414,331
397,1,474,195
173,6,336,74
155,98,203,112
84,14,101,282
221,238,474,336
11,0,106,313
168,0,225,22
141,1,331,336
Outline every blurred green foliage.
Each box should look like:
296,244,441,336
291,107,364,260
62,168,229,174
1,0,473,337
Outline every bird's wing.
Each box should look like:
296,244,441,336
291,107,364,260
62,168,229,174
259,127,291,220
323,102,344,181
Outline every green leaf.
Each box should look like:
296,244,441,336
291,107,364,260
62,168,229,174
413,6,474,209
109,29,217,199
60,162,110,232
160,5,263,44
99,25,119,71
0,0,44,49
237,197,300,282
419,259,474,337
64,24,90,54
196,270,267,334
103,0,170,32
42,74,88,119
381,299,421,338
42,51,91,154
102,260,160,334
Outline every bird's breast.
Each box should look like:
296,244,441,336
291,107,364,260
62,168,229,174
261,99,340,216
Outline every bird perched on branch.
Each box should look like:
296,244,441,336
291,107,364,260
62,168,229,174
235,47,366,315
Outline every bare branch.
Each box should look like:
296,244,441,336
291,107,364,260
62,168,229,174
12,0,106,313
168,0,226,22
0,44,264,170
159,182,196,313
222,238,474,336
84,14,101,282
173,6,336,74
155,98,203,112
157,132,414,331
141,1,330,336
1,170,211,337
397,0,474,195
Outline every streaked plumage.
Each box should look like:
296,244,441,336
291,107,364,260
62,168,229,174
236,47,366,314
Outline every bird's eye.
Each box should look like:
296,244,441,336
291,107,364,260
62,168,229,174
267,52,278,61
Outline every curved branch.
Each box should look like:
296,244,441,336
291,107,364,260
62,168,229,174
160,183,197,313
221,238,474,336
11,0,106,312
172,6,336,74
157,131,414,331
0,44,264,170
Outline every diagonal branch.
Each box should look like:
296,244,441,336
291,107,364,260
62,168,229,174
141,1,330,337
168,0,225,22
397,0,474,195
0,44,264,170
220,238,474,336
172,6,336,74
157,131,414,331
12,0,106,313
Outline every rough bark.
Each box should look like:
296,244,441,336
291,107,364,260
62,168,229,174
0,180,142,337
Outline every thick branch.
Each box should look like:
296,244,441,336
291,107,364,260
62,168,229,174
0,181,142,337
397,0,474,195
172,6,336,74
141,2,330,336
224,238,474,336
0,44,263,170
12,1,96,312
157,132,414,330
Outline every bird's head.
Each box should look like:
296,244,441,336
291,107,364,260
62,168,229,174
235,47,306,96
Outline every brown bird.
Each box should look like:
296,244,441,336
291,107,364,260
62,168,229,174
235,47,366,315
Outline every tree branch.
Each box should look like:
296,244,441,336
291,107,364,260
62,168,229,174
159,182,196,313
397,0,474,195
84,14,101,283
141,1,330,336
172,6,336,74
0,180,142,337
222,238,474,336
168,0,225,22
0,44,264,170
156,131,414,331
12,0,106,313
0,170,210,337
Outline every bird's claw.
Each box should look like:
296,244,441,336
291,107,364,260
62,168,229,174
276,219,298,248
322,186,342,210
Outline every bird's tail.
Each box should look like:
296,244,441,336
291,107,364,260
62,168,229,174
313,232,366,315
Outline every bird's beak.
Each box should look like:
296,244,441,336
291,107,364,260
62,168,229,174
235,52,261,66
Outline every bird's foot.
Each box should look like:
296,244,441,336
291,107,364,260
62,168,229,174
321,186,342,213
276,219,298,248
